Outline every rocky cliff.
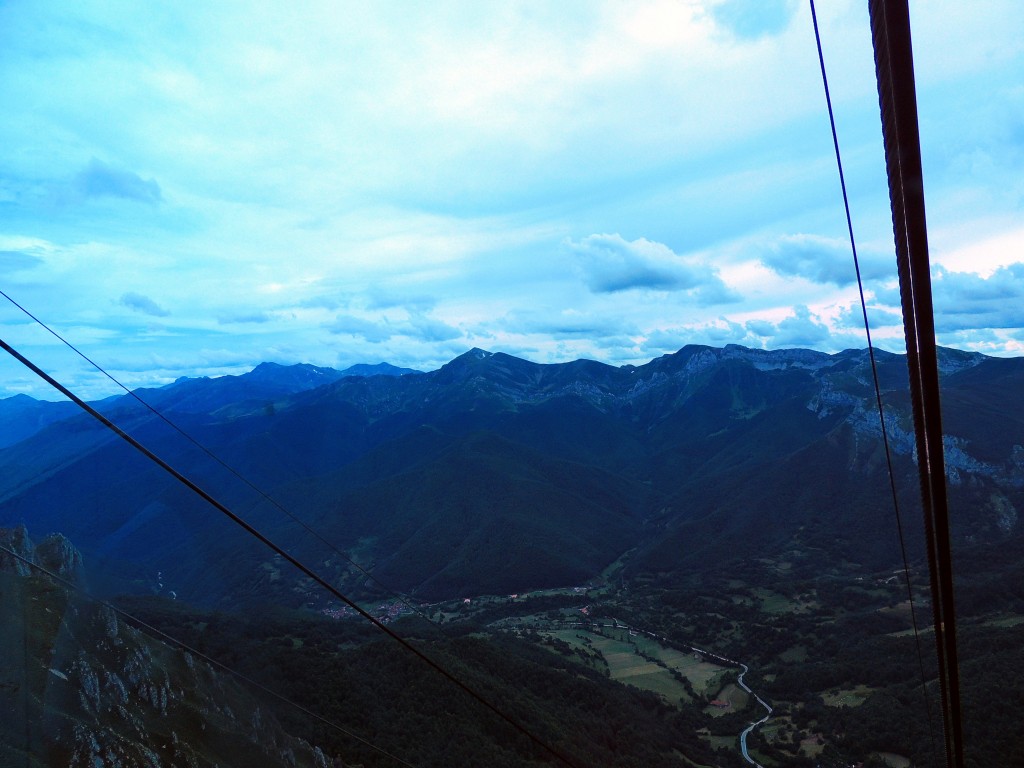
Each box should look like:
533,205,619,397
0,527,331,768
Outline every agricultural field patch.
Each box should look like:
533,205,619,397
878,599,916,622
758,719,792,745
667,655,727,694
540,629,606,671
876,752,911,767
822,684,873,707
703,682,748,717
641,640,699,667
623,635,729,694
751,586,813,614
778,644,808,663
536,627,741,708
799,734,827,758
699,731,738,753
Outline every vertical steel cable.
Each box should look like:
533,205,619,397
868,2,964,765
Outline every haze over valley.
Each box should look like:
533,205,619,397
2,344,1022,766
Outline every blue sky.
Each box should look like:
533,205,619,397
1,1,1023,399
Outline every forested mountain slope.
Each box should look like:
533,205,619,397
0,345,1020,606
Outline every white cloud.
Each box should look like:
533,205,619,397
496,309,641,340
569,233,740,302
325,315,394,343
760,234,891,286
932,263,1024,333
0,251,44,273
118,292,170,317
217,311,272,325
69,159,162,205
711,0,797,41
1,1,1023,396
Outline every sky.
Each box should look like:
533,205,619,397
1,0,1024,399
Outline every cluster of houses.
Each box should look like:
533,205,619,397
320,605,355,620
319,600,411,623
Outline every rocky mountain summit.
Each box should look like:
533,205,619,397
0,526,82,579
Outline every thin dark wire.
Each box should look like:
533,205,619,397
0,287,439,629
809,2,940,764
0,336,585,768
0,544,417,768
20,548,32,766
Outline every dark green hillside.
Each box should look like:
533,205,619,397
0,394,79,449
308,431,650,598
1,344,1021,610
118,596,735,768
488,395,650,475
939,355,1024,461
243,429,652,601
632,420,925,576
121,361,346,417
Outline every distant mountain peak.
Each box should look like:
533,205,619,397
442,347,494,366
250,361,288,372
245,361,338,380
3,393,35,403
339,362,420,377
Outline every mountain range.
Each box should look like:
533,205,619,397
0,344,1020,608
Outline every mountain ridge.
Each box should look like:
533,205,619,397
0,344,1019,605
0,358,421,448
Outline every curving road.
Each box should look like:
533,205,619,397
561,620,774,766
735,663,773,767
691,653,773,767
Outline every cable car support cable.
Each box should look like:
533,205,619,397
0,335,586,768
868,2,965,765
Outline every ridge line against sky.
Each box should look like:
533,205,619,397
2,0,1023,400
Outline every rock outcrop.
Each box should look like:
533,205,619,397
0,529,330,768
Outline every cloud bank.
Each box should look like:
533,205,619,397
72,160,162,205
118,292,170,317
570,234,740,304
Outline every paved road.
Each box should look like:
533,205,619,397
558,620,774,766
735,664,773,766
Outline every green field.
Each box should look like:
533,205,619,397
619,633,730,695
540,628,729,706
751,586,814,614
701,733,738,753
778,644,808,663
800,735,827,758
651,650,727,693
703,682,748,717
876,752,911,767
878,599,917,625
822,684,873,707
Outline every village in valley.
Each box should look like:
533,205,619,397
312,576,848,764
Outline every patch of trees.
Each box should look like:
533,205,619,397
115,596,736,767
